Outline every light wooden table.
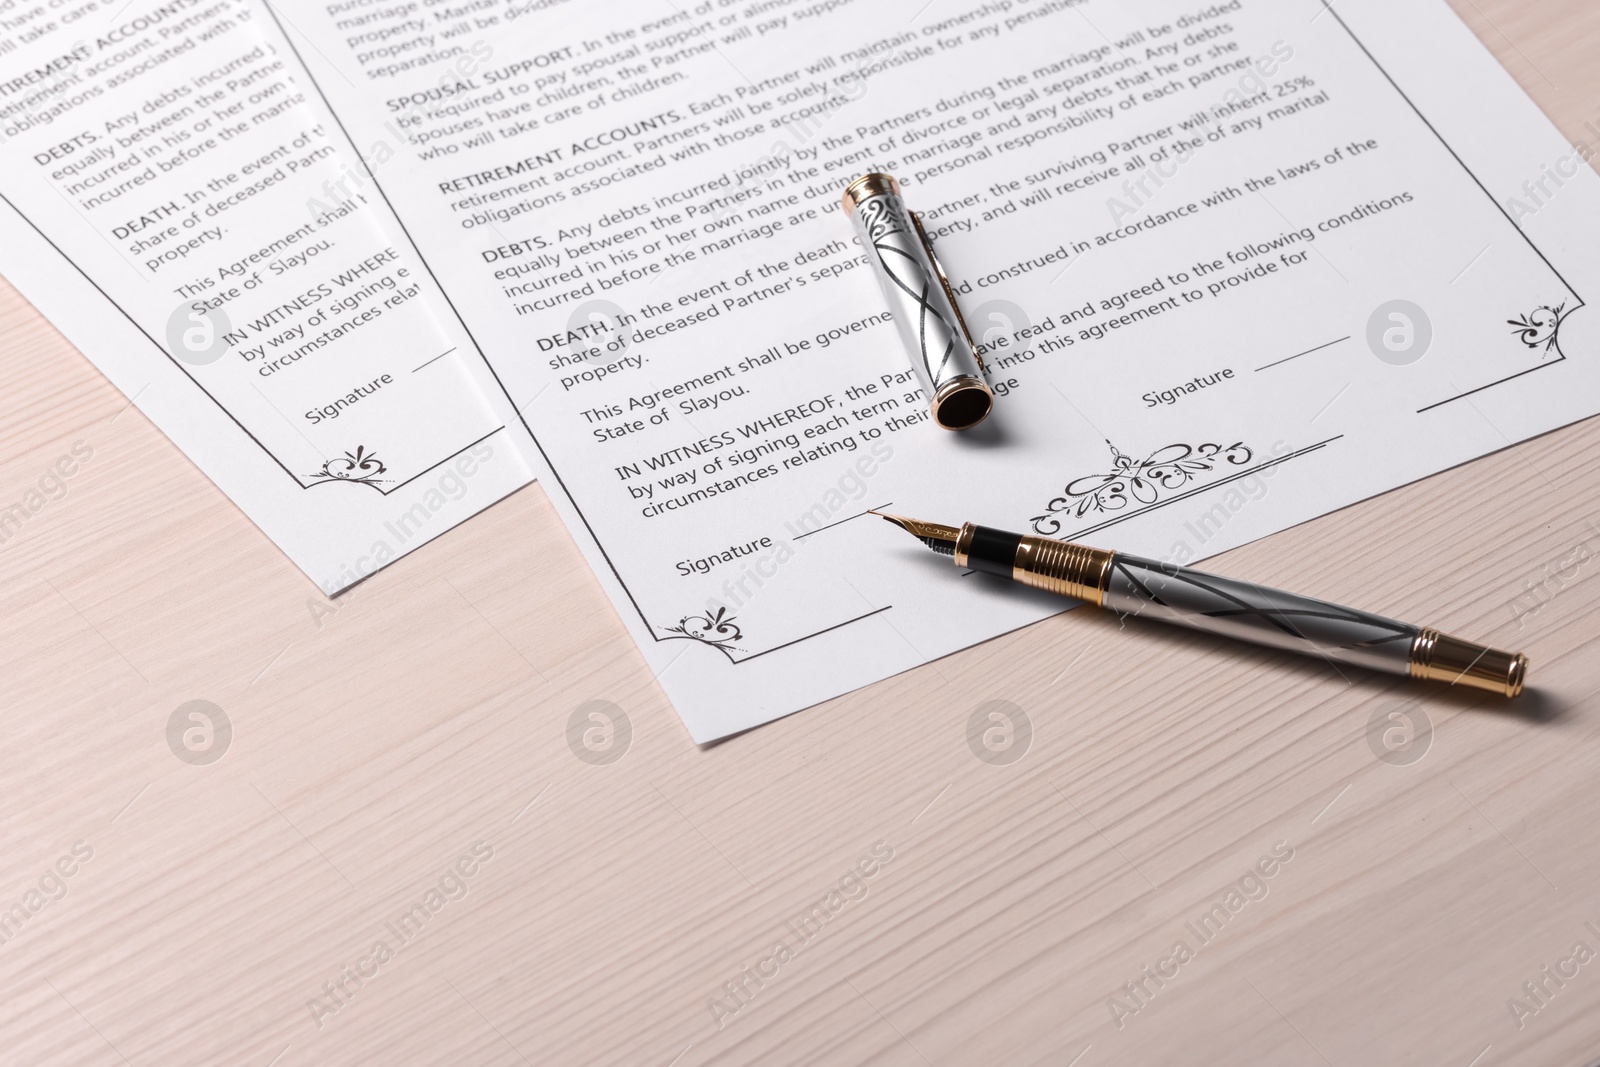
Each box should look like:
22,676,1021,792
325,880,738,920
4,3,1599,1063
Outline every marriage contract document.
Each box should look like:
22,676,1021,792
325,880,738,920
276,0,1596,739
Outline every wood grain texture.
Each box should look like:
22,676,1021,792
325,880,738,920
2,2,1599,1063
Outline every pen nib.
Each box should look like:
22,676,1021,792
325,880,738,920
870,511,961,557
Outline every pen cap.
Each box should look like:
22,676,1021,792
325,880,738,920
842,174,993,431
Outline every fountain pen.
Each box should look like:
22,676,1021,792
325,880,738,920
874,513,1528,698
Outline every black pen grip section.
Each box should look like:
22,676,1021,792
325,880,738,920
966,526,1022,577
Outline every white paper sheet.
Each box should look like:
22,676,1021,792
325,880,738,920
0,0,536,591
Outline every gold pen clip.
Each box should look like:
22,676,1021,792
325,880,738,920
910,210,987,373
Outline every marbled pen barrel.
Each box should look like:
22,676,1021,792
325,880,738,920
841,173,992,431
1101,554,1418,677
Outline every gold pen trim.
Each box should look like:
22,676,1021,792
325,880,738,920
1012,535,1114,606
953,522,974,569
1410,627,1528,698
930,376,994,431
841,172,900,213
954,525,1114,605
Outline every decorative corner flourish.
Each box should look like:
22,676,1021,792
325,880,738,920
308,446,389,489
1030,440,1254,536
1508,302,1570,359
662,607,744,661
